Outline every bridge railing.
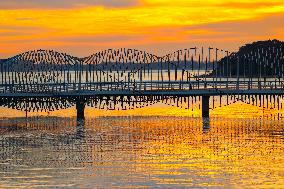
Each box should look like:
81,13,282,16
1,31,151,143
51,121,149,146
0,79,283,94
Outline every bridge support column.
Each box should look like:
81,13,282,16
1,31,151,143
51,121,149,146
76,100,85,120
202,96,210,118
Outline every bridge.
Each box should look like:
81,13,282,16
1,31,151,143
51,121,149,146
0,47,284,119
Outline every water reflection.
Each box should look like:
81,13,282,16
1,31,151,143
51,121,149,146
202,117,210,133
0,116,284,188
76,119,86,140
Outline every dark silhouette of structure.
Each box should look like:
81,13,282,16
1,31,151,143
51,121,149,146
1,40,284,119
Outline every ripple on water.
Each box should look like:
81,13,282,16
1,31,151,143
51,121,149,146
0,116,284,188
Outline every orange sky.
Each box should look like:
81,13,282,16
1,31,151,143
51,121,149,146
1,0,284,58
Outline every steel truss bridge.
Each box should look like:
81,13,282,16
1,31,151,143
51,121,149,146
1,47,284,119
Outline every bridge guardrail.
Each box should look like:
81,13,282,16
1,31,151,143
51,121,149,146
0,79,283,94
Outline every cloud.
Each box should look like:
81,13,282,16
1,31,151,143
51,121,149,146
0,0,138,9
1,1,284,58
0,25,43,37
218,2,283,9
183,13,284,39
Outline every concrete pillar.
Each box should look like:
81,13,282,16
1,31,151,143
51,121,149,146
202,96,210,118
76,100,85,120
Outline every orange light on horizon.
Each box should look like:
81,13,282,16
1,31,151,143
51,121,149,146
1,0,284,58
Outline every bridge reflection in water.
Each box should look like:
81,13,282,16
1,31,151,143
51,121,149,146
1,47,284,119
0,116,284,188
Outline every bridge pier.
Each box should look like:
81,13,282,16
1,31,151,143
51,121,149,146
202,96,210,118
76,100,85,120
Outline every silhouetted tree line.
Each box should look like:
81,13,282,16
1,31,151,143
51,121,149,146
215,39,284,77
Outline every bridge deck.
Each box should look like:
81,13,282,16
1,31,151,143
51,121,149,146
1,89,283,98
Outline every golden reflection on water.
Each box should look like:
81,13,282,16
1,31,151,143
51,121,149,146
0,101,284,119
0,116,284,188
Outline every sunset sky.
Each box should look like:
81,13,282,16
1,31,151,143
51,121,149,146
1,0,284,58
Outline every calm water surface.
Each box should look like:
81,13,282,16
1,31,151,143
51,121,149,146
0,116,284,188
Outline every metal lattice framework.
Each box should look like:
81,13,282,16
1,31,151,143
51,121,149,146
0,47,284,113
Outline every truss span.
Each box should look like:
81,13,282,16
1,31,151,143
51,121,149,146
0,47,284,113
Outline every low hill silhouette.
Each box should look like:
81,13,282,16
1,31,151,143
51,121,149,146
216,39,284,77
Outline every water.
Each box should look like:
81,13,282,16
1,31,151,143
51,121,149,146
1,116,284,188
